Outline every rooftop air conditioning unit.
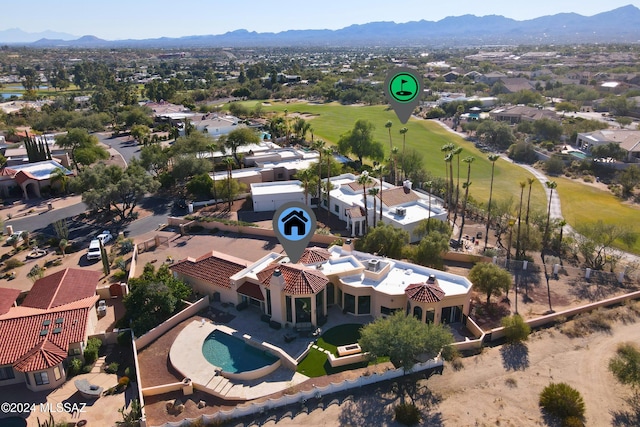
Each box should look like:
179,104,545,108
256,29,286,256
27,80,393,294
396,207,406,217
367,259,380,272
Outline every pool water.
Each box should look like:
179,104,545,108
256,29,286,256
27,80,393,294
202,330,278,373
569,151,587,159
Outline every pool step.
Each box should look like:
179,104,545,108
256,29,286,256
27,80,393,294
219,381,234,396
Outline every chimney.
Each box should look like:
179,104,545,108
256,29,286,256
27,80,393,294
270,268,286,289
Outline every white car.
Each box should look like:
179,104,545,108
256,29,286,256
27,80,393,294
8,231,26,244
86,239,102,261
96,231,113,245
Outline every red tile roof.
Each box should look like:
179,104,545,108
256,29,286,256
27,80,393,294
258,263,328,295
0,304,94,371
171,251,249,289
405,280,445,303
346,206,365,219
13,340,67,373
22,269,101,310
236,282,265,301
0,287,21,315
299,247,331,265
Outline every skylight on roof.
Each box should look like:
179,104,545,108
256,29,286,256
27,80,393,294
52,327,62,334
42,320,51,327
39,329,48,336
55,318,64,324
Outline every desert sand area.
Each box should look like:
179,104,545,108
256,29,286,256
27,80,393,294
232,309,640,427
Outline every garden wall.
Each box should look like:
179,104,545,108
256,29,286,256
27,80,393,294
149,357,443,427
166,217,340,245
128,244,139,282
135,296,210,350
486,289,640,341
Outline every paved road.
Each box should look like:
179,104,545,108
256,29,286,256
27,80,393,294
6,196,183,246
94,132,142,166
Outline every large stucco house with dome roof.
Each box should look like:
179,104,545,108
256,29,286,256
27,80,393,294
171,244,473,329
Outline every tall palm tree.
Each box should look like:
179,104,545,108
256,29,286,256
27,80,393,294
368,187,379,227
375,164,385,221
312,139,325,205
444,152,453,221
557,219,567,253
399,127,408,181
484,154,500,250
385,121,393,182
391,146,399,185
457,156,475,242
323,147,333,221
425,180,433,233
296,168,316,206
524,177,536,255
357,172,372,233
452,146,463,225
515,181,526,260
222,157,235,210
544,180,557,248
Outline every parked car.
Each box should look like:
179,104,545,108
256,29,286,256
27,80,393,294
96,231,113,245
86,239,102,261
9,231,27,243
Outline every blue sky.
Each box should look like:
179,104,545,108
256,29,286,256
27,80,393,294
3,0,640,40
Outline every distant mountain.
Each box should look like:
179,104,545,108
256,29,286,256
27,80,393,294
4,5,640,48
0,28,77,43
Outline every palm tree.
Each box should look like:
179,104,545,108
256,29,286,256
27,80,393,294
457,156,475,242
515,181,526,260
357,172,372,233
391,146,399,185
323,147,333,221
399,127,408,181
524,177,536,255
368,187,379,227
444,152,453,220
544,180,558,248
484,154,500,250
375,164,385,221
425,180,433,233
222,157,235,210
312,140,325,203
385,121,393,182
50,167,70,194
452,146,463,226
296,168,316,206
557,219,567,253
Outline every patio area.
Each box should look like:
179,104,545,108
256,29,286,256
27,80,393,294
0,372,137,427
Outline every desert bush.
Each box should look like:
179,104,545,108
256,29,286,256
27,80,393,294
104,362,119,374
394,402,421,426
505,377,518,388
4,258,24,270
562,310,612,337
539,382,585,422
501,314,531,343
120,239,134,254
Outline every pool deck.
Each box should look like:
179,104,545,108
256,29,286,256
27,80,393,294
170,321,309,401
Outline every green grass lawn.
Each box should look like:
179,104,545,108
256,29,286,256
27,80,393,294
556,176,640,253
296,323,388,377
239,101,547,210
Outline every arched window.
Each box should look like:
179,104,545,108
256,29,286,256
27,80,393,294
413,306,423,321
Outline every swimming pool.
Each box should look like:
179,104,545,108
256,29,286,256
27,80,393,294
202,330,279,374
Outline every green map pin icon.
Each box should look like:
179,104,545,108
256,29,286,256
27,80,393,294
384,67,422,124
273,201,317,263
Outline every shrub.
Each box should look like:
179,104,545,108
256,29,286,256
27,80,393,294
104,362,119,374
83,346,98,365
4,258,24,270
562,416,585,427
501,314,531,343
113,270,128,281
118,376,130,388
120,239,134,254
67,358,83,377
394,402,421,426
539,382,585,421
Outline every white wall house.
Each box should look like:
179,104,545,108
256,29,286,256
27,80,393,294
251,181,306,212
323,173,447,242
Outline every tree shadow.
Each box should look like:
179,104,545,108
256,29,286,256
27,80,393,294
568,274,623,302
610,394,640,426
500,342,529,371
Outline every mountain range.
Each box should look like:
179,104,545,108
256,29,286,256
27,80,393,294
4,5,640,48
